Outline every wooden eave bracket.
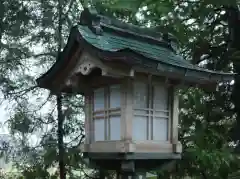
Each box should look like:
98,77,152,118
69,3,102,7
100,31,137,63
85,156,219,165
71,51,135,78
63,51,135,91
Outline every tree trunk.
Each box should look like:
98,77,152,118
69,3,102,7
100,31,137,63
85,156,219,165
56,0,65,177
57,94,66,179
227,5,240,145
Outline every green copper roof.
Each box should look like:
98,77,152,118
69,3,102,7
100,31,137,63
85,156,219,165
80,25,188,68
78,25,188,67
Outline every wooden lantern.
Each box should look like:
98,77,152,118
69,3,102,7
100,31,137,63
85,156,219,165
83,72,182,155
36,7,234,175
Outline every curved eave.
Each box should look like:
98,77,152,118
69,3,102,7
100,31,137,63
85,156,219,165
36,26,235,92
95,48,234,85
36,26,81,91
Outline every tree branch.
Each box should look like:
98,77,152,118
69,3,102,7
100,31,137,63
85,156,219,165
65,16,73,27
32,52,57,59
7,85,37,99
1,41,57,60
63,0,75,20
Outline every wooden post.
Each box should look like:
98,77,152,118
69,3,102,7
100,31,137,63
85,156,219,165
172,87,179,143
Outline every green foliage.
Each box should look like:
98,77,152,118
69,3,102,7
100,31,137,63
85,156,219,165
176,87,236,178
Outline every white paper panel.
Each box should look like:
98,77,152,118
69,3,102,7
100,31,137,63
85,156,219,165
94,119,105,141
153,84,168,110
110,85,121,108
132,116,147,141
134,82,147,109
110,116,121,140
152,118,168,141
94,88,105,111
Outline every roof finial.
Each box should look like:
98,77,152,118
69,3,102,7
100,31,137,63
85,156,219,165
79,7,102,35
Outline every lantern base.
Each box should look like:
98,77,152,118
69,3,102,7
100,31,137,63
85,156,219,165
83,152,181,172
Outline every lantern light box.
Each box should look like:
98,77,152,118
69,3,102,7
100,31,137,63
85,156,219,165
36,8,234,174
